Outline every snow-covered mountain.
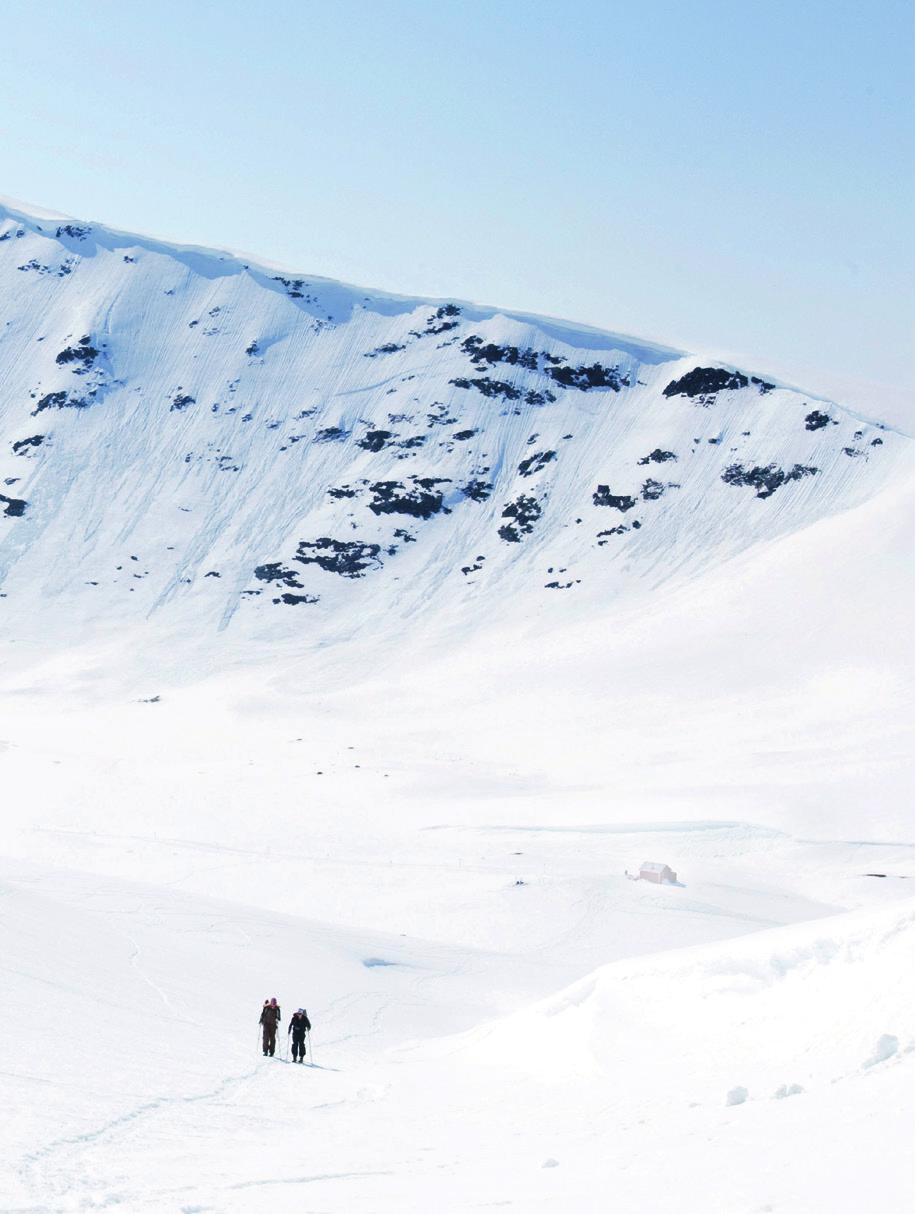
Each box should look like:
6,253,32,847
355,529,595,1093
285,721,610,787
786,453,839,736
2,199,914,1212
1,198,909,666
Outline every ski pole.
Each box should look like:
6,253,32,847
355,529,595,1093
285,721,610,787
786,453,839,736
307,1028,314,1066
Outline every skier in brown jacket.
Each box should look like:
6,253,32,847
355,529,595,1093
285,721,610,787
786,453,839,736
259,997,281,1056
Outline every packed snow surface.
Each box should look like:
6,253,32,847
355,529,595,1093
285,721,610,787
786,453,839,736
0,199,913,1211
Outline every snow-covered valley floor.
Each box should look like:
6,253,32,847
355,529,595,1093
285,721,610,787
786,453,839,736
3,822,914,1213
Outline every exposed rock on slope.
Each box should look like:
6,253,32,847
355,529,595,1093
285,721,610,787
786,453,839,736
0,200,908,650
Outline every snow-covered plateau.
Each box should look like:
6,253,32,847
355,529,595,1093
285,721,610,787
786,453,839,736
0,198,913,1212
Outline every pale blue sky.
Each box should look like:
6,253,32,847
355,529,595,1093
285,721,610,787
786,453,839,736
0,0,912,421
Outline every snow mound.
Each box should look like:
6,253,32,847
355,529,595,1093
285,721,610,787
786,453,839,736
467,899,915,1105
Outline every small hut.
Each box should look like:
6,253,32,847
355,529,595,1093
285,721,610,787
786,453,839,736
639,861,677,885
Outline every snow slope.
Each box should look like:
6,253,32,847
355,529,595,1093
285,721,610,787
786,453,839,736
0,197,909,672
0,199,913,1212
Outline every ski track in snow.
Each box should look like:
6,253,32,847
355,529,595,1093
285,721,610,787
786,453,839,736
123,931,189,1023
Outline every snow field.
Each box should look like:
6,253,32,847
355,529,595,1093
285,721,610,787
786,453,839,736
4,854,912,1212
0,199,912,1210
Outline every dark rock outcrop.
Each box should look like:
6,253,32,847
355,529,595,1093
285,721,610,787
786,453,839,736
498,495,541,542
593,486,637,511
721,463,818,499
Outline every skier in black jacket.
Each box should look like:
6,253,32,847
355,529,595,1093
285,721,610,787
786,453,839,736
288,1008,311,1063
